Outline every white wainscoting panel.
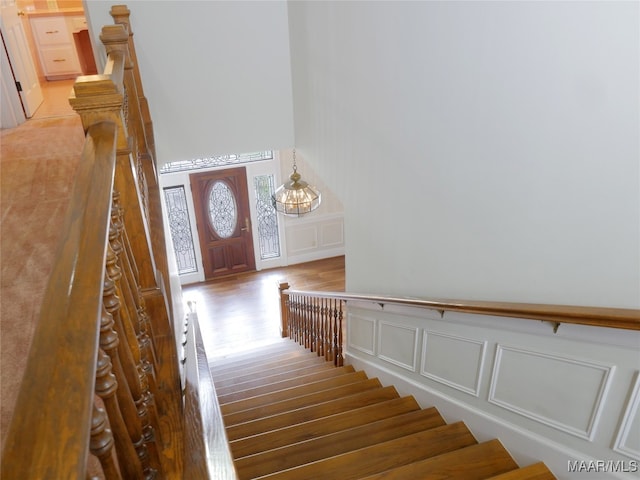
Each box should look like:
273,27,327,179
287,224,318,253
320,220,344,247
284,213,345,264
348,313,376,355
614,371,640,461
421,331,487,397
378,321,420,372
489,344,615,441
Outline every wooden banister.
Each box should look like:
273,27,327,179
1,122,117,479
281,289,640,332
1,6,183,479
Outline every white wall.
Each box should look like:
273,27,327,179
84,0,294,165
288,1,640,308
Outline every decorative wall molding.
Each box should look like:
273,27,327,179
420,331,487,397
488,344,615,441
377,321,420,372
614,371,640,461
285,213,345,264
347,313,376,355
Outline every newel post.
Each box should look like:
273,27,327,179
278,282,290,338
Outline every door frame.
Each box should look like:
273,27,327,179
190,166,256,280
0,1,44,119
159,152,287,285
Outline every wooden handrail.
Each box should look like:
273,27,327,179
2,6,184,478
1,122,117,478
284,289,640,331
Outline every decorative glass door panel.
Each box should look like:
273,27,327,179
190,167,256,279
208,181,238,239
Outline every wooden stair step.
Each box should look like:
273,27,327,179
235,407,446,479
225,386,401,441
211,350,320,381
209,352,326,381
256,421,477,480
209,341,305,368
217,365,356,404
215,362,336,395
223,378,383,426
486,462,557,480
221,371,369,415
211,342,307,366
359,439,519,480
214,355,333,387
230,396,421,458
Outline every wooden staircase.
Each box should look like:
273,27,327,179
211,339,556,480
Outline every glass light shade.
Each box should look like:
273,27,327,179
272,169,321,216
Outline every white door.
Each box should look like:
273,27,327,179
0,1,43,118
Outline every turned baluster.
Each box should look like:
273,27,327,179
97,304,146,479
290,296,297,343
109,209,158,398
337,300,344,366
89,403,122,480
103,271,160,479
112,192,159,370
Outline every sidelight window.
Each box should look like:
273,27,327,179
163,186,198,274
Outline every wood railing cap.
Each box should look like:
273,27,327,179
283,288,640,331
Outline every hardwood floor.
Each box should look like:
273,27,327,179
183,256,345,361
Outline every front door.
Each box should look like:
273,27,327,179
0,2,43,117
190,167,256,279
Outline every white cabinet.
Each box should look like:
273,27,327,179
30,15,83,79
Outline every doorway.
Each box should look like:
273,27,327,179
190,167,256,280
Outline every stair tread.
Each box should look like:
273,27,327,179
209,340,303,367
256,421,477,480
235,407,446,479
359,439,518,480
229,396,421,458
215,362,336,395
213,356,328,387
217,365,355,404
209,344,311,371
211,350,320,380
486,462,557,480
221,371,369,415
223,378,383,426
226,386,400,441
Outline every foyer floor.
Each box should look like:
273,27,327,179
184,256,345,362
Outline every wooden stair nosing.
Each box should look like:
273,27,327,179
486,462,557,480
221,371,369,415
358,439,519,480
215,362,338,396
223,378,383,426
213,356,329,387
211,350,320,380
209,341,305,368
217,365,356,405
225,385,401,441
235,407,446,479
211,355,332,383
256,421,477,480
229,396,421,458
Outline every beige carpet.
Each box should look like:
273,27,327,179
0,102,85,449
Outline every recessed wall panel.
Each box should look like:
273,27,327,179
489,345,614,440
378,321,419,371
614,372,640,460
320,221,344,247
421,331,486,396
348,314,376,355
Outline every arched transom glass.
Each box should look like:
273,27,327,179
208,181,237,238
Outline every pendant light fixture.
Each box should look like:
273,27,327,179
272,149,321,216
